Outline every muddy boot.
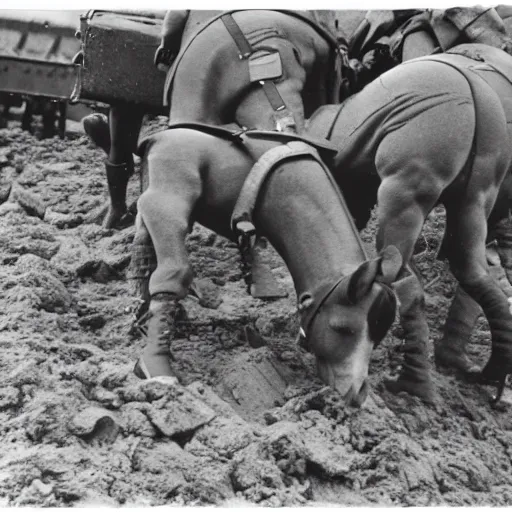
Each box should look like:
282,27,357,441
386,275,437,404
82,112,111,154
103,160,134,229
133,293,183,379
435,286,481,374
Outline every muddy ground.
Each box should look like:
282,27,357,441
0,118,511,507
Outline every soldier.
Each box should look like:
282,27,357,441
82,11,223,229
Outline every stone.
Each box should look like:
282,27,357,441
44,208,83,229
0,386,21,411
12,186,46,219
68,407,120,444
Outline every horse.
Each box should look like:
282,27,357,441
131,125,402,408
83,9,350,230
305,43,512,404
354,9,512,380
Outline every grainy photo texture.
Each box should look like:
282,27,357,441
1,7,512,507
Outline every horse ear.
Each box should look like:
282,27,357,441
345,245,402,303
378,245,403,285
346,258,381,303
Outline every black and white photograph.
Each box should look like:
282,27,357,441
1,4,512,507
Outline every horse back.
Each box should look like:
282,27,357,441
167,10,334,123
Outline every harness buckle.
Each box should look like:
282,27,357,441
235,219,256,237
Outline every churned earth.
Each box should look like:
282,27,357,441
0,118,511,507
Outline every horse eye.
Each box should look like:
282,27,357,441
336,325,355,336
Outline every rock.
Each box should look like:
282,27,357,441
77,314,106,331
129,441,191,499
49,162,79,172
76,260,121,283
50,235,94,273
0,183,11,204
191,278,223,309
120,403,157,437
0,386,21,411
186,381,242,419
231,442,285,492
0,221,60,260
146,385,216,438
44,208,83,229
68,407,120,444
189,417,256,459
12,186,46,219
31,479,53,497
16,163,45,186
0,201,23,216
217,349,296,422
10,270,72,313
89,387,122,409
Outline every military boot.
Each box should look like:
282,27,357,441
103,160,133,229
133,293,184,380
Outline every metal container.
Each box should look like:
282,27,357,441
0,13,80,100
73,10,166,110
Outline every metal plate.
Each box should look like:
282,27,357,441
0,56,78,99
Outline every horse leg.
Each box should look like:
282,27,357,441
375,175,438,402
127,211,156,335
437,243,512,373
372,99,475,402
133,131,202,379
443,197,512,398
436,285,482,373
494,216,512,287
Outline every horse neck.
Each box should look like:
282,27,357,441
255,158,367,295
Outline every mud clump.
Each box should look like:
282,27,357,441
0,125,511,506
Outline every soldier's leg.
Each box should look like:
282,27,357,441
83,105,143,228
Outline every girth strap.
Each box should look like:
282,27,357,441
231,141,318,235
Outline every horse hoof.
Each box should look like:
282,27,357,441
384,377,437,405
435,346,481,375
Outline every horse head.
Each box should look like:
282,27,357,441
298,245,402,407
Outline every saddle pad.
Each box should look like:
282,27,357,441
163,10,341,106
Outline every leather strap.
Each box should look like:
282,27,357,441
220,13,288,114
231,141,317,234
